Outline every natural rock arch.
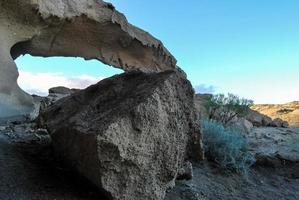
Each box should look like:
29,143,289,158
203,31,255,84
0,0,177,117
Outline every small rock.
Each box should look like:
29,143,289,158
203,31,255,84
35,128,49,136
177,161,193,180
0,126,6,131
271,118,289,128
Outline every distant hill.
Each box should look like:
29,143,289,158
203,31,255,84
251,101,299,127
194,93,290,129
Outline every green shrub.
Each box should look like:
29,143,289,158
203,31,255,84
203,93,253,125
202,120,255,175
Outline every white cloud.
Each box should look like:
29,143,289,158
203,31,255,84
194,84,217,94
17,71,106,96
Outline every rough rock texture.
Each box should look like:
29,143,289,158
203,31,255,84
246,110,289,128
0,0,176,117
251,102,299,127
248,127,299,176
38,70,203,200
270,118,289,128
177,161,193,181
228,117,253,133
194,93,213,118
245,110,273,127
30,86,76,120
0,118,109,200
48,86,75,95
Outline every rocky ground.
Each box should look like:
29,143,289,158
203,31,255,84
0,117,298,200
166,125,299,200
166,161,299,200
249,127,299,166
0,117,108,200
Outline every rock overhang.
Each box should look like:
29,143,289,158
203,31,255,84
0,0,177,117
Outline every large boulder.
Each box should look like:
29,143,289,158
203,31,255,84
246,110,273,127
228,117,254,133
0,0,176,117
270,118,289,128
244,110,289,128
38,70,203,200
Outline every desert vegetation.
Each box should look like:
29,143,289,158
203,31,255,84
201,94,255,174
203,93,253,125
202,120,255,175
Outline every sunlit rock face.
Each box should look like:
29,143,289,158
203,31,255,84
0,0,176,117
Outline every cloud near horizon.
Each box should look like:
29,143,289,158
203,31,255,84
18,71,105,96
194,84,217,94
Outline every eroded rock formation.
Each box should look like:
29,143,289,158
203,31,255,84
38,70,203,200
0,0,176,117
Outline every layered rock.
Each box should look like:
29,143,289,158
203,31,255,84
0,0,176,117
38,70,203,200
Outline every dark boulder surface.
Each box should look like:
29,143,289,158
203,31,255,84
38,70,203,200
48,86,75,95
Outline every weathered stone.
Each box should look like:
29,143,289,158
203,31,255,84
270,118,289,128
48,86,74,95
38,70,203,200
177,161,193,180
0,126,6,132
30,92,71,120
262,116,272,127
282,121,290,128
228,118,253,133
0,0,176,117
248,127,299,169
246,110,272,127
35,128,49,136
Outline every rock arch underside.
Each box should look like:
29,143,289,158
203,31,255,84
0,1,203,200
0,0,177,116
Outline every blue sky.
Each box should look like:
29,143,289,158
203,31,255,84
16,0,299,103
